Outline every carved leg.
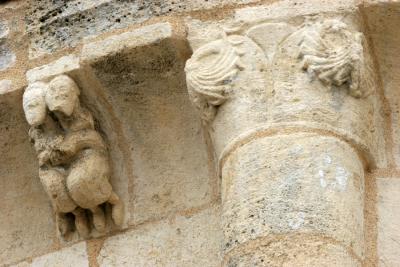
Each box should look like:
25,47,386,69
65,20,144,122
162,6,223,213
72,208,90,238
90,206,106,233
56,212,73,240
108,191,124,226
39,168,77,213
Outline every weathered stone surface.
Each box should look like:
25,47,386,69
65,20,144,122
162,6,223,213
25,55,132,232
98,206,222,267
32,242,88,267
26,55,80,84
0,79,12,94
25,0,259,58
81,23,214,226
10,262,30,267
225,236,361,267
363,2,400,168
1,1,399,266
235,0,358,23
23,75,125,240
185,9,375,266
0,88,55,266
222,133,365,265
377,178,400,267
0,41,15,71
0,19,16,71
185,12,386,169
12,242,89,267
0,20,9,39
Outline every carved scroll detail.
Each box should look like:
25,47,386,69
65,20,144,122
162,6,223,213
185,36,245,124
298,19,370,98
23,75,124,240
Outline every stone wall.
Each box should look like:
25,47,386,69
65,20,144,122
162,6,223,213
0,0,399,266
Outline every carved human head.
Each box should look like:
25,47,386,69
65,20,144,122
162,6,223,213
23,82,47,126
45,75,80,116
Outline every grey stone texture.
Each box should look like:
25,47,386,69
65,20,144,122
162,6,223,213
0,20,15,70
25,0,260,58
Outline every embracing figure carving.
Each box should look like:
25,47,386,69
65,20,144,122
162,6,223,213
23,75,124,239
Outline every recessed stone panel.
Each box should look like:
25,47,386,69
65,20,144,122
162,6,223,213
363,2,400,168
0,89,55,266
81,23,214,226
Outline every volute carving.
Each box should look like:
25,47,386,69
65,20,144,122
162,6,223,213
23,75,124,239
185,35,245,124
298,18,370,98
185,18,372,126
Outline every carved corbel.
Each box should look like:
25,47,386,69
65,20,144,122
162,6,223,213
23,75,124,240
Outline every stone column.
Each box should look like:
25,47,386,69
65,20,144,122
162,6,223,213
185,15,378,267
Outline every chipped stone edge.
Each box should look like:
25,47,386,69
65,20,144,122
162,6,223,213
80,22,173,65
235,0,359,24
26,55,80,84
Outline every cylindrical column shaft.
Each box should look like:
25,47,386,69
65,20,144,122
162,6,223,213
221,133,364,266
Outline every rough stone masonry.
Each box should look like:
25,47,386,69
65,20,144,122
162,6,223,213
0,0,400,266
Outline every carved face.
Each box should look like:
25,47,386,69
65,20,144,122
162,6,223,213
45,75,80,117
23,82,47,126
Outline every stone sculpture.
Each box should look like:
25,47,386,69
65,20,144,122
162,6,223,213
298,18,370,98
23,75,124,239
185,34,246,124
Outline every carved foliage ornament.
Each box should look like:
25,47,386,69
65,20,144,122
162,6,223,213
23,75,124,240
298,18,371,98
185,19,372,124
185,35,245,124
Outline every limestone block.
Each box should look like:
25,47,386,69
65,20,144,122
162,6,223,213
81,23,214,226
25,0,259,58
235,0,358,23
221,133,365,262
377,178,400,267
0,88,55,266
98,206,222,267
10,243,88,267
26,55,80,84
15,242,89,267
10,262,30,267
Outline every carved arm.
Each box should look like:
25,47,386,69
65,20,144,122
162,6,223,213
50,129,106,165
